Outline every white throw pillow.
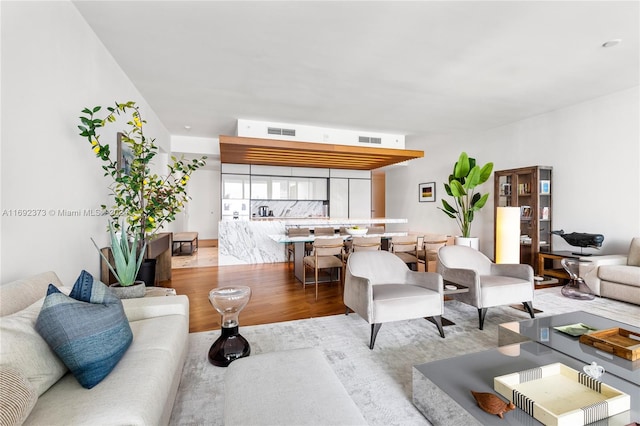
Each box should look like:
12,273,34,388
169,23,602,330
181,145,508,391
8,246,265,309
0,297,68,396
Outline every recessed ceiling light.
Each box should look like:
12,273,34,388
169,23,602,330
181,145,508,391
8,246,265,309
184,125,192,130
602,39,622,48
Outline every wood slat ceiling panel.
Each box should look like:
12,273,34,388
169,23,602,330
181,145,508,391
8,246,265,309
219,135,423,170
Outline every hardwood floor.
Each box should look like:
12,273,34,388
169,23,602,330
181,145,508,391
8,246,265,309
161,262,347,333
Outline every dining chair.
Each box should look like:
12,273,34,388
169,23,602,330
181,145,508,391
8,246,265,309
313,227,336,236
390,235,419,270
286,227,311,265
303,237,346,300
416,234,448,272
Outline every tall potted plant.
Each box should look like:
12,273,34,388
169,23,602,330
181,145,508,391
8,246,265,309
439,151,493,249
79,101,206,284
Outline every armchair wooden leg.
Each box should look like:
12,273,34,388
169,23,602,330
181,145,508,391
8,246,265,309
369,323,382,350
345,307,350,315
522,301,535,318
429,315,445,338
478,308,488,330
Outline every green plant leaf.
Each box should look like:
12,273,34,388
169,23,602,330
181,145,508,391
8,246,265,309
441,199,457,214
473,193,489,210
449,180,466,197
453,152,470,179
478,162,494,184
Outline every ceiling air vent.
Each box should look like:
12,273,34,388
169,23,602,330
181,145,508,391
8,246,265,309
268,127,296,137
358,136,382,144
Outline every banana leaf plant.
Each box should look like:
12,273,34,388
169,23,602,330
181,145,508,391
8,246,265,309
92,221,147,286
439,152,494,238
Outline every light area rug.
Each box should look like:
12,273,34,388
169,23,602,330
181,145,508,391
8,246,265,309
169,288,640,425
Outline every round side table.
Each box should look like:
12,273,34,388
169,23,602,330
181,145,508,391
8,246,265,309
560,258,595,300
208,286,252,367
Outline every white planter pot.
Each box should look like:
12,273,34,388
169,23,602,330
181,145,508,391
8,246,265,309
454,237,479,250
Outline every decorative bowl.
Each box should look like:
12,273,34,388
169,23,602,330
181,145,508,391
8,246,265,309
346,228,368,236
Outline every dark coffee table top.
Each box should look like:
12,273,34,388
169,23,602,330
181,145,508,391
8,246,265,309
414,340,639,425
414,312,640,425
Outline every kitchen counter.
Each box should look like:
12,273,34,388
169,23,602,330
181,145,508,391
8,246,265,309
218,217,408,266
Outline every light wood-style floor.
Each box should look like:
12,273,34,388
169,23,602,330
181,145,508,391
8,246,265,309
162,261,347,333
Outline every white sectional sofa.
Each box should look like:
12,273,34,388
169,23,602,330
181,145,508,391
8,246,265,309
579,237,640,305
0,271,189,425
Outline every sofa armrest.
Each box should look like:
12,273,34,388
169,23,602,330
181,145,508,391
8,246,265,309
121,295,189,322
579,255,628,296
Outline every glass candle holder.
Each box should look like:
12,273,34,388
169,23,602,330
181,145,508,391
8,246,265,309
207,286,251,367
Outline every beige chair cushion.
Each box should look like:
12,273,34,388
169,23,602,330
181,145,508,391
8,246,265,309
287,227,310,237
0,366,38,426
352,236,381,252
627,237,640,266
313,227,335,236
304,255,343,269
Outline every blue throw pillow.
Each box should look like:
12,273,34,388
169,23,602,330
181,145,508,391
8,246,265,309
35,270,133,389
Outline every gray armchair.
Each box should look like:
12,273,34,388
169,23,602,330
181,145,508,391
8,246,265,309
344,251,445,349
437,245,535,330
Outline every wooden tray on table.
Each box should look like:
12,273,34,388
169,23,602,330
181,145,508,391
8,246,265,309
579,328,640,361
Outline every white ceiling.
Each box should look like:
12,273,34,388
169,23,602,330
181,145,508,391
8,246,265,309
72,1,639,142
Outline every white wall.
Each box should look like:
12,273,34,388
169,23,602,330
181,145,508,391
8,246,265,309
0,1,171,283
386,87,640,257
177,169,220,239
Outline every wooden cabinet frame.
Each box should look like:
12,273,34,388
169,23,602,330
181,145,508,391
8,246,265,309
494,166,553,274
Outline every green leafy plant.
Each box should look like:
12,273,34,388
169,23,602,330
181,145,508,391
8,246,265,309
78,101,206,243
92,222,147,286
439,152,494,238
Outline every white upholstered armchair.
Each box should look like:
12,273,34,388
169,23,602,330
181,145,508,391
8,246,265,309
437,245,535,330
344,251,445,349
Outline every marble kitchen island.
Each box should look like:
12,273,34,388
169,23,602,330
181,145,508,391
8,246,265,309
219,218,408,266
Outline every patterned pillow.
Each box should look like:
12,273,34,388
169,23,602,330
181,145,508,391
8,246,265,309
0,366,38,426
35,270,133,389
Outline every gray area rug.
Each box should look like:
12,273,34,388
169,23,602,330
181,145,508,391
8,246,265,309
169,288,640,425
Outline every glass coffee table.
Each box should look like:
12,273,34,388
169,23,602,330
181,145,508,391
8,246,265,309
413,312,639,425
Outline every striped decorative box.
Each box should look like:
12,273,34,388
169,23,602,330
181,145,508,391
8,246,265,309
493,363,630,426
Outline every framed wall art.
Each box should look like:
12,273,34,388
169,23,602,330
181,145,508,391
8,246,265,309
419,182,436,202
116,132,133,175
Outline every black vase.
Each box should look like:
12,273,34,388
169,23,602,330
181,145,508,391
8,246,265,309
136,259,157,287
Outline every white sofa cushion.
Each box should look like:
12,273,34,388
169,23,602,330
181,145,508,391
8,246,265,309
599,265,640,287
0,298,68,396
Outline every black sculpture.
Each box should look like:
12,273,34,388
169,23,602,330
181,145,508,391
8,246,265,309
551,230,604,256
